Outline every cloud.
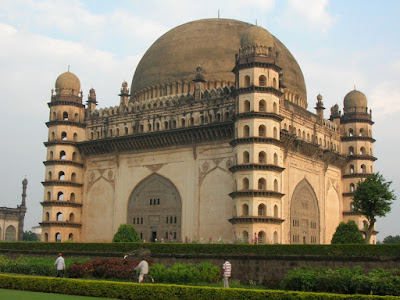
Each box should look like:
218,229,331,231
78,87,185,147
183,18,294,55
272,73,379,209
285,0,335,32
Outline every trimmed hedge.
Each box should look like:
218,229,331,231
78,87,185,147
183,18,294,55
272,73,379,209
1,242,400,258
0,274,399,300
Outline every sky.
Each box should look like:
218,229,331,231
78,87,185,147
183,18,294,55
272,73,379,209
0,0,399,241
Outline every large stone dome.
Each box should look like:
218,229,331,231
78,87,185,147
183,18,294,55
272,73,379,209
344,90,367,108
55,71,80,96
131,18,306,102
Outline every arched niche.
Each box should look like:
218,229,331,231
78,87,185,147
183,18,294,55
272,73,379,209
128,173,182,242
290,179,320,244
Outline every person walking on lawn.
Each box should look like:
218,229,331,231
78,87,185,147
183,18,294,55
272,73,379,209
54,253,65,278
222,258,231,288
135,258,149,283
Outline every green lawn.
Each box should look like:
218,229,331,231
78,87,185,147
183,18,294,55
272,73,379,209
0,289,117,300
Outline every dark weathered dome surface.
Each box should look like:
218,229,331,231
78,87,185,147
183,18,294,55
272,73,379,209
131,18,306,101
344,89,368,108
55,71,80,96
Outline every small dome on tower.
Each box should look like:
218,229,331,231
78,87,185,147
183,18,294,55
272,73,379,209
55,71,81,96
343,89,367,108
240,25,273,48
317,94,323,101
122,81,128,88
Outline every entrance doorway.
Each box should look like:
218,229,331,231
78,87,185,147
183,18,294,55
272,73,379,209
151,231,157,242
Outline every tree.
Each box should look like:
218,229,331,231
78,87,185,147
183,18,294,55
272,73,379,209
383,235,400,244
331,220,365,244
23,231,39,241
352,173,396,244
112,224,141,243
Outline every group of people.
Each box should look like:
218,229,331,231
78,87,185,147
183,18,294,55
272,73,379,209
53,253,232,288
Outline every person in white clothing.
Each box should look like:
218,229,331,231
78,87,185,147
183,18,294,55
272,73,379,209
222,259,231,288
54,253,65,278
134,259,149,283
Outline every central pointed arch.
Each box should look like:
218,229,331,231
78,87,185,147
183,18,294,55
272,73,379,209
290,179,320,244
128,173,182,242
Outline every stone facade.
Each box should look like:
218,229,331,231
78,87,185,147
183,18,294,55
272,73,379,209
0,179,27,241
40,19,376,244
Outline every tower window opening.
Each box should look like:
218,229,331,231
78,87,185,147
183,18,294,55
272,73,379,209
258,178,266,190
60,150,66,160
258,204,266,216
243,151,250,163
259,125,266,137
244,75,250,87
63,112,68,120
243,125,250,137
259,100,266,112
244,100,250,112
259,75,266,86
57,192,64,201
61,132,67,140
58,171,65,181
258,151,266,163
242,204,249,216
242,178,249,190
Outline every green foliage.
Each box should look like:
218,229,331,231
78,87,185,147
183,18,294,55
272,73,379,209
353,173,396,243
383,235,400,244
0,274,396,300
331,221,365,244
112,224,141,243
2,242,400,258
281,266,400,296
23,231,39,241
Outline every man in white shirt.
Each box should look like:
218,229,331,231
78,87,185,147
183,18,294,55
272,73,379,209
134,259,149,283
222,259,231,288
54,253,65,278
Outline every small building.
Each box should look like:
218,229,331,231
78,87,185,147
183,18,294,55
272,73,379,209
0,179,27,241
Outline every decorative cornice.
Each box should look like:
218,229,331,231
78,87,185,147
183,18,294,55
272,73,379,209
236,86,283,97
77,122,234,156
40,201,83,208
342,173,373,179
341,136,376,143
230,137,282,147
46,120,86,128
228,216,284,224
43,160,84,168
44,141,77,147
234,112,284,122
342,192,354,197
348,155,377,162
48,101,85,108
343,211,359,216
40,221,82,228
229,164,285,173
229,190,284,199
41,180,83,187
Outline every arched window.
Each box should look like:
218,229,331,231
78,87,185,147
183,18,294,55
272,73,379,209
69,213,75,222
349,128,354,136
243,151,250,163
359,128,364,136
216,114,221,122
259,75,266,86
68,233,74,241
242,204,249,216
244,100,250,112
259,125,266,137
125,127,128,135
156,122,160,131
164,121,169,129
242,231,249,243
97,131,100,138
349,146,354,155
74,113,79,122
360,147,365,155
58,171,65,181
303,131,306,139
72,152,77,161
49,151,53,160
361,164,366,173
51,132,55,141
73,133,78,141
63,111,68,120
57,192,64,201
274,153,278,165
258,231,266,244
242,178,249,190
243,125,250,137
200,115,204,125
56,212,63,221
171,120,177,129
48,171,52,180
258,178,266,190
60,151,66,160
274,231,278,244
45,212,50,221
91,132,94,140
224,112,229,121
189,117,195,126
298,129,301,137
44,233,49,242
47,191,51,201
350,202,355,211
147,123,152,131
349,165,354,174
258,151,266,163
71,173,76,182
307,133,310,141
209,114,213,123
272,78,277,89
61,132,67,140
181,118,186,127
273,102,278,113
350,183,355,192
274,205,278,217
273,127,278,139
258,204,266,216
244,75,250,87
55,233,61,242
70,193,75,202
139,124,144,132
274,179,278,192
52,111,57,120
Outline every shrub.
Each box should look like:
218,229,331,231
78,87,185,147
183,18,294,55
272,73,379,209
113,224,141,243
331,221,365,244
